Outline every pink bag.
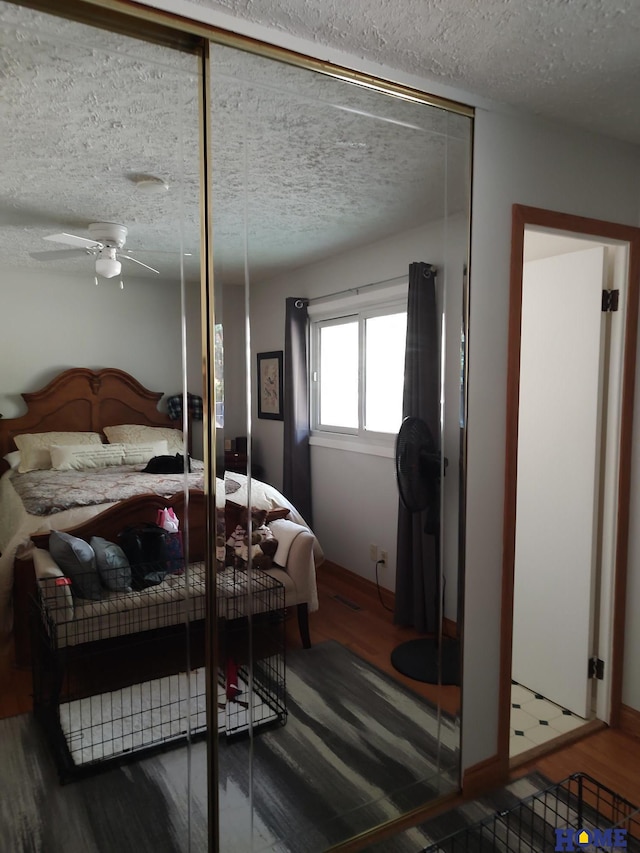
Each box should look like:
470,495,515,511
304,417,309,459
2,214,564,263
156,506,179,533
155,507,184,574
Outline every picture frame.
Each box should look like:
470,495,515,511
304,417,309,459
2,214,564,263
257,351,284,420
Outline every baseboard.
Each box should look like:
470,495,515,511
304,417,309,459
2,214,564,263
319,560,395,609
462,753,506,799
319,561,459,637
619,703,640,740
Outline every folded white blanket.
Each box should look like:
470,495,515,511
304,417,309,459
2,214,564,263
269,518,308,567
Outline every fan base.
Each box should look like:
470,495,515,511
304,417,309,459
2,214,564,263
390,637,460,686
89,222,127,248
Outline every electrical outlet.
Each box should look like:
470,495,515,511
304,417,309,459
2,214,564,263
369,543,378,561
380,549,388,568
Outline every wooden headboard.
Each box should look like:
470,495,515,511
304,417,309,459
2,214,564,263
29,490,207,562
0,367,175,473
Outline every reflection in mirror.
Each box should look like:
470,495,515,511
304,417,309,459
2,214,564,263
209,42,471,850
0,3,207,848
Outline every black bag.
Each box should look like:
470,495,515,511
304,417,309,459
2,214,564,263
142,453,191,474
118,523,172,589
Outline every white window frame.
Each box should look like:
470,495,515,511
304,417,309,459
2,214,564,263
309,282,408,457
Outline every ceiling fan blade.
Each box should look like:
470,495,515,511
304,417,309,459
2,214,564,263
30,248,89,261
121,254,160,274
43,232,99,249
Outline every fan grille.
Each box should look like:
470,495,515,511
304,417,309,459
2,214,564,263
395,416,440,517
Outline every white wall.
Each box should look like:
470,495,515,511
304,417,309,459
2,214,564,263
184,279,205,456
247,218,465,611
465,108,640,771
0,266,187,417
221,283,248,442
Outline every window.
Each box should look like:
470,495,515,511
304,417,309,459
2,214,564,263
311,291,407,450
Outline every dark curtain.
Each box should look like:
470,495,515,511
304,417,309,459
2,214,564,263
394,262,440,633
283,297,313,526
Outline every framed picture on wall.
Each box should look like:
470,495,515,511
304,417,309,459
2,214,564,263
257,351,284,420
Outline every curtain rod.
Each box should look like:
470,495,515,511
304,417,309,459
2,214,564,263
306,273,410,306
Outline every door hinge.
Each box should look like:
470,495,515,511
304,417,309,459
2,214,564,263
602,289,620,312
588,656,605,680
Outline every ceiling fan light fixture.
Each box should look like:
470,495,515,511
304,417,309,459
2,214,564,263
95,256,122,278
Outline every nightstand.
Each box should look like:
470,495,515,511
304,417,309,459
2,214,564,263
224,450,247,474
224,451,264,480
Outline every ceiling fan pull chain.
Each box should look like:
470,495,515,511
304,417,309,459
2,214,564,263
94,276,99,286
120,279,124,290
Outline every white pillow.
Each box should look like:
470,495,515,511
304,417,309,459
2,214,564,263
50,441,169,471
104,424,184,455
3,450,21,470
121,441,169,464
15,431,103,473
50,443,125,471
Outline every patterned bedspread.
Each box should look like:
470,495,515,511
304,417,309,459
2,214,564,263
0,466,321,637
10,465,205,516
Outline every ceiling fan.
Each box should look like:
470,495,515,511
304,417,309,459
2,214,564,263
31,222,160,286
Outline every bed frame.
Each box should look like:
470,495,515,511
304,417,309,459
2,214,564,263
0,367,175,475
0,367,206,664
3,367,314,667
18,490,209,658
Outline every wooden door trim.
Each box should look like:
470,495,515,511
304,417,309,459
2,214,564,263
499,204,640,765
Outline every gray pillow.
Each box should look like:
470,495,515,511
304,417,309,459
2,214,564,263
49,531,102,601
90,536,132,592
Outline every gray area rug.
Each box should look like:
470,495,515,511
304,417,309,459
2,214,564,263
367,772,554,851
0,640,460,853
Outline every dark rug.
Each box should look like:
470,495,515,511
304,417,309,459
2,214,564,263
0,640,461,853
391,637,461,686
365,772,554,851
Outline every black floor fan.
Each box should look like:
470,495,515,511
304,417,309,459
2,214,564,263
390,416,460,686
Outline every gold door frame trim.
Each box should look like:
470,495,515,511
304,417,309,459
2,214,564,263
200,39,220,853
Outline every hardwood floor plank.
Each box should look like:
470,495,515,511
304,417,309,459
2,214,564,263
513,728,640,806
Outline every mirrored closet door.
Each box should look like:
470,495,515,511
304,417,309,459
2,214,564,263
1,2,473,850
0,3,206,848
208,40,472,851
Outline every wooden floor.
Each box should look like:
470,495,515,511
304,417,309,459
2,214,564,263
3,558,640,812
304,560,461,716
514,727,640,806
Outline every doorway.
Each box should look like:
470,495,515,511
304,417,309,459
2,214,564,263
500,205,640,768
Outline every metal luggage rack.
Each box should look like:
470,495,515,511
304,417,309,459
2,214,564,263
423,773,640,852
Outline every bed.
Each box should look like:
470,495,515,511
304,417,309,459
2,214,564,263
0,367,321,665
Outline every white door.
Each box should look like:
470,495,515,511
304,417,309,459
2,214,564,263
512,246,606,718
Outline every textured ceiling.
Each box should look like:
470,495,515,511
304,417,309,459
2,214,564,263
190,0,640,147
2,0,639,289
0,3,202,283
0,2,470,287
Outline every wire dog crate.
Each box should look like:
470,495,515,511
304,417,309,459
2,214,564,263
32,562,286,781
424,773,640,852
217,567,287,738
